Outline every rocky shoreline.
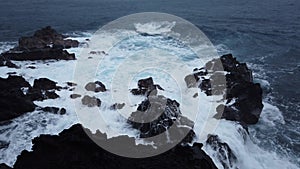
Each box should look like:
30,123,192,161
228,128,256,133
0,27,264,169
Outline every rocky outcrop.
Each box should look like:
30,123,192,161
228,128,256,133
13,124,217,169
130,77,164,96
128,77,195,144
184,54,263,125
27,78,60,101
0,76,35,122
1,26,78,61
0,76,61,122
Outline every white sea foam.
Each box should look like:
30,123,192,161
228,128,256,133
135,21,176,35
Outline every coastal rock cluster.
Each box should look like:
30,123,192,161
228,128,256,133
129,77,195,144
0,124,217,169
0,76,62,122
0,27,80,122
185,54,263,125
0,26,78,62
0,27,265,169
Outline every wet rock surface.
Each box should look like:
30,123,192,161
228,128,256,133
81,95,101,107
85,81,106,92
110,103,125,110
0,76,35,122
0,76,62,122
128,78,195,144
130,77,164,96
39,107,66,115
0,26,78,62
70,94,81,99
185,54,263,125
206,135,238,169
12,124,217,169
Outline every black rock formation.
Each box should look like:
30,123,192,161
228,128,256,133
130,77,164,96
12,124,217,169
0,76,61,122
1,26,78,61
184,54,263,125
128,78,195,144
0,76,35,122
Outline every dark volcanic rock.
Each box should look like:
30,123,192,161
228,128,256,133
66,82,77,87
0,76,62,121
27,78,60,101
1,26,78,61
206,135,238,169
130,77,164,96
0,163,11,169
19,26,79,50
40,107,66,115
33,78,58,90
2,48,75,61
85,81,106,92
0,140,9,149
13,124,217,169
110,103,125,110
0,56,18,68
70,94,81,99
81,95,101,107
184,54,263,125
0,76,36,122
128,79,195,144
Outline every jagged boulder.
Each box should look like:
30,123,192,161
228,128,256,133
184,54,263,125
27,78,60,101
1,26,78,61
130,77,164,96
0,76,62,122
0,76,35,122
128,78,195,144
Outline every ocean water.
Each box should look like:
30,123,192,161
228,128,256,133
0,0,299,168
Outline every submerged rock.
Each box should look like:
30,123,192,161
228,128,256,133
206,135,238,169
13,124,217,169
110,103,125,110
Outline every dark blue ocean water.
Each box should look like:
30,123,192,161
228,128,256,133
0,0,299,165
